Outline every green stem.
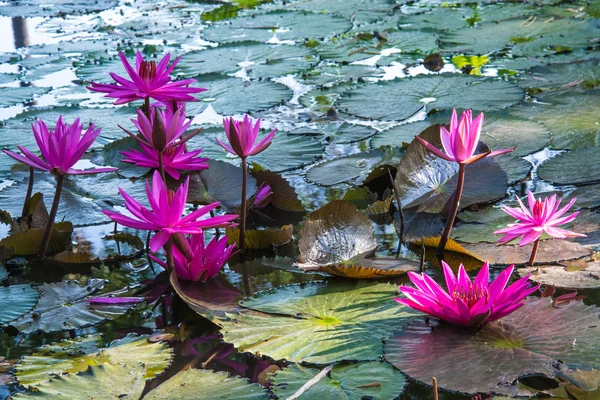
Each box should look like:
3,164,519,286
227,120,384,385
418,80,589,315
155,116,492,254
436,163,466,262
211,210,220,240
166,237,175,276
21,167,34,218
38,174,64,259
528,239,540,266
240,158,247,260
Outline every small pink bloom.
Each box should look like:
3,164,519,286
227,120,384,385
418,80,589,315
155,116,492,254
102,171,237,252
216,115,276,159
253,183,273,208
494,191,586,246
2,116,117,176
151,232,236,282
415,109,515,164
396,261,539,327
121,142,208,180
87,51,205,105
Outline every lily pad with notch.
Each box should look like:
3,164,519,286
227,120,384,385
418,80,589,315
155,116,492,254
221,280,418,364
385,298,600,396
0,284,39,325
518,261,600,289
538,147,600,185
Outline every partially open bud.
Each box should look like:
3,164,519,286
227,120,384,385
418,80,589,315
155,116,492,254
253,183,273,208
227,118,246,159
139,60,157,83
152,108,167,152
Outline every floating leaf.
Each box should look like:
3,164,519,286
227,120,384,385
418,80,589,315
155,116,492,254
144,369,269,399
0,0,118,17
187,160,257,211
338,76,522,121
0,86,50,108
538,147,600,185
13,363,146,399
221,281,417,364
10,279,130,334
519,261,600,289
394,125,508,213
16,334,172,387
518,59,600,91
371,121,432,149
297,201,377,268
0,221,73,256
54,233,145,265
102,137,150,179
298,257,419,279
252,170,304,212
201,11,352,44
226,225,293,249
385,298,600,396
271,362,407,400
170,272,243,324
0,284,39,325
305,149,387,187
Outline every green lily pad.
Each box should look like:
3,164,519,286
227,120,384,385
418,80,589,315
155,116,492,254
0,0,118,17
538,147,600,185
278,0,396,24
299,63,379,86
518,261,600,289
385,298,600,396
54,232,145,265
0,284,39,325
510,90,600,150
10,279,130,334
305,149,389,187
251,133,324,172
226,225,293,249
102,137,150,179
518,59,600,91
13,363,146,399
177,43,315,79
221,281,418,364
441,18,600,56
393,125,508,213
201,11,352,44
187,76,292,116
144,369,269,399
297,200,378,268
298,256,420,279
270,361,408,400
16,334,173,387
252,170,304,212
0,86,50,108
187,160,257,211
0,221,74,256
371,121,432,149
338,76,522,121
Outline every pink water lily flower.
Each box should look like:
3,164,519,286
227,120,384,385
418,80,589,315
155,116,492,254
216,115,276,159
2,116,118,175
121,108,199,152
121,142,209,179
151,232,236,282
396,261,539,328
494,192,586,246
87,51,205,105
415,109,515,164
102,170,237,252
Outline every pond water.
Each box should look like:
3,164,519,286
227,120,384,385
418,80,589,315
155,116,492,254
0,0,599,399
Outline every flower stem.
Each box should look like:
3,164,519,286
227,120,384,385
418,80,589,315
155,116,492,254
166,237,175,275
21,167,34,219
240,157,247,260
436,163,466,261
211,210,220,240
38,174,64,259
158,150,167,183
528,239,540,266
144,97,151,119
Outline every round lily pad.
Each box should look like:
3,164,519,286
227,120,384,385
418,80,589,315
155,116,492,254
0,0,118,17
338,75,522,121
518,261,600,289
225,225,293,249
0,284,39,325
371,121,432,149
385,298,600,396
538,147,600,185
10,279,131,334
305,149,387,187
394,125,508,213
271,361,407,400
297,200,378,268
0,86,50,108
298,257,420,279
13,363,146,399
102,137,150,179
518,59,600,91
16,334,173,387
145,369,269,399
201,11,352,44
221,281,418,364
177,43,315,79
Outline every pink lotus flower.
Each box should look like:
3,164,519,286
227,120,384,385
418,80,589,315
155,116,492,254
253,183,273,208
87,51,205,105
415,109,515,164
396,262,539,328
102,171,237,252
2,116,118,175
216,115,276,159
151,232,236,282
494,192,586,246
121,142,209,179
121,108,200,152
